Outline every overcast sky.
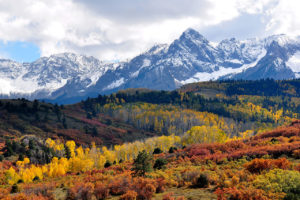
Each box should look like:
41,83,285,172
0,0,299,62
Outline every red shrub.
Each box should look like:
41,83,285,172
108,175,132,195
137,183,156,200
188,148,210,157
81,118,107,127
254,121,300,140
244,158,272,173
215,187,269,200
94,182,109,200
244,158,291,173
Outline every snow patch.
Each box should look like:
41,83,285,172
130,59,151,78
181,49,267,84
209,41,218,48
0,79,15,95
103,78,125,90
286,51,300,73
226,59,242,64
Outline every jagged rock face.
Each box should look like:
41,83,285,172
0,29,299,104
230,41,296,80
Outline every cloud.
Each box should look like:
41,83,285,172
0,0,298,61
73,0,213,24
264,0,300,37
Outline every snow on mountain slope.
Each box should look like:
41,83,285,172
181,49,267,84
286,51,300,78
0,53,110,98
0,29,299,104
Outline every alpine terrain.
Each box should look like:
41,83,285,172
0,28,299,104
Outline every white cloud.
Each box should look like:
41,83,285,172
264,0,300,37
0,0,298,61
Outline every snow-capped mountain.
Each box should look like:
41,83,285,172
0,53,110,100
0,29,299,104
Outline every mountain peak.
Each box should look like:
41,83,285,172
180,28,208,43
264,34,292,47
183,28,199,35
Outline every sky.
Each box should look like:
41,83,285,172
0,0,299,62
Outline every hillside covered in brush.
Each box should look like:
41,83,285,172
0,120,299,200
0,99,156,147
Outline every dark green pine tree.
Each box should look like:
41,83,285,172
132,150,153,176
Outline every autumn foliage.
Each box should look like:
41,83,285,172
0,121,299,199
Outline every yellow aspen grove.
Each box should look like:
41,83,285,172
45,138,55,148
98,155,106,168
181,126,228,146
16,157,30,167
5,167,20,185
66,140,76,158
7,130,225,185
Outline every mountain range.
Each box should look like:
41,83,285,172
0,28,299,104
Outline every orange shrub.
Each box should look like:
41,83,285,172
119,190,137,200
295,164,300,172
163,193,175,200
2,193,50,200
138,183,156,200
156,178,167,193
215,187,271,200
244,159,272,173
68,182,94,200
292,149,300,158
162,193,185,200
272,158,291,169
0,187,10,199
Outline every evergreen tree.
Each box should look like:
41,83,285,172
32,99,39,112
92,127,98,136
153,158,168,170
153,147,163,154
62,115,67,129
132,150,153,176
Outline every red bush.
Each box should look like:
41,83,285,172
108,175,132,195
244,158,291,173
94,182,109,200
188,148,210,157
215,187,269,200
254,121,300,140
